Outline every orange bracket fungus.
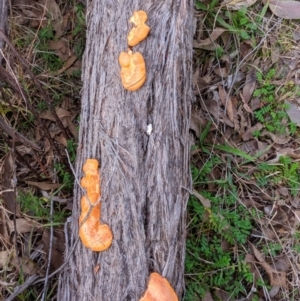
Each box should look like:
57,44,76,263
139,272,178,301
119,50,146,91
79,159,113,252
127,10,150,47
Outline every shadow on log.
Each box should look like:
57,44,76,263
58,0,193,300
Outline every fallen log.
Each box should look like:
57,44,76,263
58,1,193,300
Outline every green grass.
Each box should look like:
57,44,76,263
185,154,254,300
18,191,67,224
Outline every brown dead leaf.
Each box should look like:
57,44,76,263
43,229,65,269
55,134,68,147
192,189,211,208
267,0,300,19
190,112,208,138
67,115,79,141
261,261,286,286
285,101,300,126
275,256,291,272
7,218,40,234
249,243,265,263
276,147,300,159
214,289,234,301
248,243,286,286
218,85,227,106
193,28,226,50
0,250,14,267
40,107,71,127
52,55,78,76
25,181,61,190
200,97,234,127
225,0,259,10
271,45,280,64
40,0,61,21
293,210,300,228
261,130,291,145
2,153,21,215
0,209,9,243
240,92,253,113
242,123,263,141
242,68,256,104
11,255,39,276
214,54,231,78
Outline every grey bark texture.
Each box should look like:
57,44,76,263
58,0,193,300
0,0,8,65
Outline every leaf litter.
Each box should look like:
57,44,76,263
0,0,83,299
189,1,300,300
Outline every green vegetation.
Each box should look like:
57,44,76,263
253,69,297,135
18,191,67,224
255,156,300,196
185,153,254,300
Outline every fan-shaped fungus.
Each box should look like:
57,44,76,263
139,272,178,301
79,159,113,252
119,50,146,91
127,10,150,47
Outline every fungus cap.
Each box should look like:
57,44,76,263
129,10,148,25
79,159,113,252
139,272,178,301
119,51,146,91
127,10,150,47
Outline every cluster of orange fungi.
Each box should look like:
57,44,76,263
119,10,150,91
79,159,113,252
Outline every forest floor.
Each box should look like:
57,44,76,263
0,0,300,300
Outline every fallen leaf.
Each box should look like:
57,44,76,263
190,112,207,138
191,189,211,208
290,198,300,208
285,101,300,126
40,107,71,124
261,261,286,286
0,210,9,242
200,97,234,127
7,218,40,234
267,0,300,19
214,54,231,78
274,256,291,272
242,68,257,104
25,181,61,190
2,153,21,215
293,210,300,228
40,0,62,21
0,250,14,267
225,0,259,10
248,243,286,286
11,255,39,276
249,242,265,263
52,55,78,76
42,229,65,269
242,123,263,141
193,27,226,50
261,130,291,144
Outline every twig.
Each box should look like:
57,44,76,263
4,275,39,301
0,116,41,150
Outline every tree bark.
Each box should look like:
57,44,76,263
0,0,8,65
58,0,193,300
